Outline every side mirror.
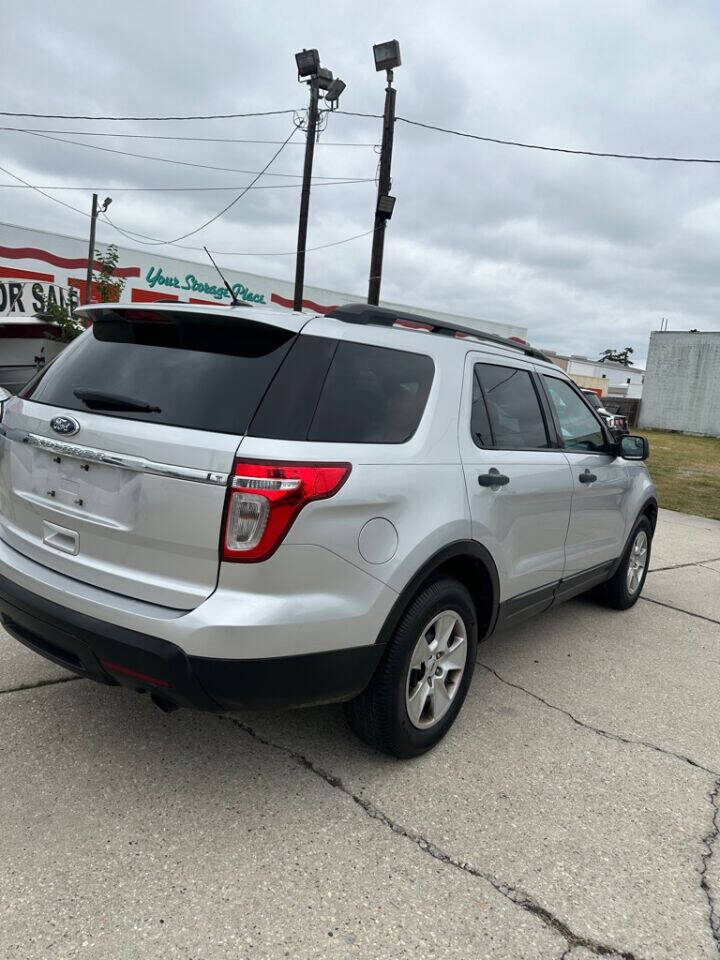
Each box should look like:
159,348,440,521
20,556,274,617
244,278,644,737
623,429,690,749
619,434,649,461
0,386,11,405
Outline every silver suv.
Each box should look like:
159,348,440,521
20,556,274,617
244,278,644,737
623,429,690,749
0,303,656,757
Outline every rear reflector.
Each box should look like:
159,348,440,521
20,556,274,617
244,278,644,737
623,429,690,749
222,459,351,562
100,659,170,688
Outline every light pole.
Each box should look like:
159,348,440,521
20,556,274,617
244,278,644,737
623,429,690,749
85,194,112,304
293,49,346,312
368,39,401,306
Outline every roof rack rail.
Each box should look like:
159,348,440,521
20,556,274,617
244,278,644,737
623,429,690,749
325,303,550,362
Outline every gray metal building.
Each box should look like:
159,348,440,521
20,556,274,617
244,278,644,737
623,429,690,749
639,331,720,436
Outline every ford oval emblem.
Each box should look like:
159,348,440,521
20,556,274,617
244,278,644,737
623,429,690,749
50,416,80,437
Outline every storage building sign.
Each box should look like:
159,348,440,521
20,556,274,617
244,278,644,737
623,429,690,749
0,220,529,341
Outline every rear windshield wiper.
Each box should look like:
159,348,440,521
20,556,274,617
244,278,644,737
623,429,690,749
73,389,161,413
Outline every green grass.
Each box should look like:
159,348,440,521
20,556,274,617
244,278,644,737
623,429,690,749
642,430,720,520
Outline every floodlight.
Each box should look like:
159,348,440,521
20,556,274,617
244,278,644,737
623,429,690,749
324,77,346,103
295,48,320,78
373,40,401,72
316,67,334,91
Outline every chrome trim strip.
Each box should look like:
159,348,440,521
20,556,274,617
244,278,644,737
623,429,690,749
0,427,229,486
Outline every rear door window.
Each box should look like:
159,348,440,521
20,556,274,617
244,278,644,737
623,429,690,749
473,363,549,449
22,310,296,435
249,338,434,443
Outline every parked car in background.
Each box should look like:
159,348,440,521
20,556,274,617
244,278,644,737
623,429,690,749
582,389,629,435
0,303,656,757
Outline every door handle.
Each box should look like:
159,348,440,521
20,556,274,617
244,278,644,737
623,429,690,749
478,469,510,487
578,469,597,484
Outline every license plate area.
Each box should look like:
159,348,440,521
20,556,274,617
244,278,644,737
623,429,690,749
29,449,138,527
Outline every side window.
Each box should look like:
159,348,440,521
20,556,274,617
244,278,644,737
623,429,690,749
308,341,434,444
543,377,606,452
249,337,434,444
474,363,549,450
471,369,493,446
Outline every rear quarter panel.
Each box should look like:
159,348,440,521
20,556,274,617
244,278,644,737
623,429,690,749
236,322,471,593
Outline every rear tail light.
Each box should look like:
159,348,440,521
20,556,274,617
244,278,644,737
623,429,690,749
222,460,351,562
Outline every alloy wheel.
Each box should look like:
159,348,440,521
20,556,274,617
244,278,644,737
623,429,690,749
405,610,468,730
627,529,648,595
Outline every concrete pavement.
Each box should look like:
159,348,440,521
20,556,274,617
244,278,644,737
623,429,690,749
1,507,719,959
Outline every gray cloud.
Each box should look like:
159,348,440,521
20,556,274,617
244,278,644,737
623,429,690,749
4,0,720,364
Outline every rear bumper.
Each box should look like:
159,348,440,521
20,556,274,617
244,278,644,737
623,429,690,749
0,572,385,711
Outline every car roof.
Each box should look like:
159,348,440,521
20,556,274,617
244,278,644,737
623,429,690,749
75,300,554,369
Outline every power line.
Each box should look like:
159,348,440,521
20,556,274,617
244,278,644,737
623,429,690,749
0,157,377,257
0,179,373,192
5,129,373,180
335,110,383,119
175,226,380,257
335,108,720,164
395,116,720,164
101,127,301,245
0,109,299,121
1,127,377,146
8,107,720,163
0,160,91,219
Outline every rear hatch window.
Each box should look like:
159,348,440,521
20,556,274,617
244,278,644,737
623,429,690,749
22,309,296,435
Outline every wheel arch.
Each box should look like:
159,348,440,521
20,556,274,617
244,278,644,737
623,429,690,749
375,540,500,646
640,496,658,533
609,496,659,579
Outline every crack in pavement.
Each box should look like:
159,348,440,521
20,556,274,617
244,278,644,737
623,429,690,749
224,714,645,960
0,675,81,697
640,596,720,627
478,663,720,777
480,664,720,955
700,778,720,955
649,557,720,574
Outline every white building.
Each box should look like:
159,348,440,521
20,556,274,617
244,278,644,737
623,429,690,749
639,331,720,437
545,352,645,399
0,221,528,340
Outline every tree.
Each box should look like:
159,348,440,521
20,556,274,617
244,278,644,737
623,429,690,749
93,244,125,303
44,300,83,342
599,346,634,366
43,244,125,344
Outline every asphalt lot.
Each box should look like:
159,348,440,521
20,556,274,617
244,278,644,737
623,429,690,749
2,508,720,960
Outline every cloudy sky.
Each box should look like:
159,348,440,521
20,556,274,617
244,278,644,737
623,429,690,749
3,0,720,364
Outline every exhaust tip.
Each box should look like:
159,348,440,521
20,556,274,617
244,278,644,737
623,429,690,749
151,693,180,714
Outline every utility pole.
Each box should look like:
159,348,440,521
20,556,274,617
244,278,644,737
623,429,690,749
368,40,401,306
294,77,320,312
85,193,99,305
292,49,346,312
84,194,112,304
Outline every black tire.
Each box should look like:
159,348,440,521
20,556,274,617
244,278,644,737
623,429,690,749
596,516,652,610
344,577,478,758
